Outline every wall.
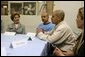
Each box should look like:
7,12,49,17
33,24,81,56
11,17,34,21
1,1,84,36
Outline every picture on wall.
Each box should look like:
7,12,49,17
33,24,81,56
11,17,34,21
10,3,22,14
1,1,8,15
23,2,36,15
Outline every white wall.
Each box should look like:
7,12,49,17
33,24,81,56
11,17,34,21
1,1,84,36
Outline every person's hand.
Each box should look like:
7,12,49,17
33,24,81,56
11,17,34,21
36,28,44,33
53,47,65,56
36,28,44,36
53,47,74,56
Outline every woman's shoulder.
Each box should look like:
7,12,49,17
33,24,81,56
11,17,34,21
19,23,25,27
8,23,14,27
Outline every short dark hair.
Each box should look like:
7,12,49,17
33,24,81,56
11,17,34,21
10,12,20,21
78,7,84,20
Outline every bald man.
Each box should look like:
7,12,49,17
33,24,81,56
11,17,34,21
36,10,76,56
36,12,55,33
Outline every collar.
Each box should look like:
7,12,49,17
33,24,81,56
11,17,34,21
43,22,50,25
56,21,65,27
12,23,21,29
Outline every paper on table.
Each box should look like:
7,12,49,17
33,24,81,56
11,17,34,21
4,32,16,36
26,32,36,38
26,32,36,40
1,47,7,56
11,39,28,48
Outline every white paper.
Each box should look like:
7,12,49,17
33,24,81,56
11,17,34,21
1,47,7,56
4,32,16,36
26,32,36,37
11,39,27,48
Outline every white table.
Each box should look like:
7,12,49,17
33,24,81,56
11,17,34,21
1,34,48,56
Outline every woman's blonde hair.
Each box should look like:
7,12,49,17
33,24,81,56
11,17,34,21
78,7,84,20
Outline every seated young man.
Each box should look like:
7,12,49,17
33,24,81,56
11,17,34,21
36,12,55,33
